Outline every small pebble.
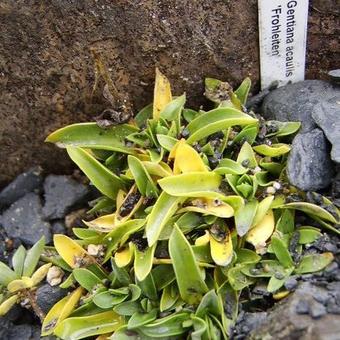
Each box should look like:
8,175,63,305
47,266,64,286
310,302,327,319
285,277,298,291
296,299,310,314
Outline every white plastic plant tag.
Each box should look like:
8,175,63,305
258,0,309,89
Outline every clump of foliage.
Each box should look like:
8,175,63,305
1,68,339,339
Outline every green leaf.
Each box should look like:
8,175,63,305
160,94,186,121
156,134,178,152
196,290,221,318
146,192,184,247
241,260,286,278
295,253,334,274
271,236,294,268
214,158,248,175
232,124,258,146
276,209,295,234
253,143,290,157
169,225,208,305
128,155,158,197
191,316,208,340
12,245,26,277
235,248,261,264
138,312,190,338
93,291,128,309
135,103,153,128
113,301,142,316
67,147,124,200
186,107,257,144
134,244,156,282
267,267,294,293
54,311,124,339
73,268,102,291
137,273,158,301
23,236,45,277
110,259,132,286
236,142,258,168
266,121,301,137
152,265,175,291
252,196,274,226
46,123,138,154
104,219,146,260
128,309,158,329
277,202,338,224
234,199,258,236
298,228,322,244
158,172,221,198
227,266,255,290
0,261,17,286
160,284,179,312
234,77,251,105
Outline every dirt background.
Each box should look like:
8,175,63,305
0,0,339,186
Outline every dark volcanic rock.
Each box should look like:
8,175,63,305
0,193,51,245
36,283,68,314
287,129,334,191
51,220,67,235
312,98,340,163
247,282,340,340
261,80,338,132
0,167,43,210
42,175,89,219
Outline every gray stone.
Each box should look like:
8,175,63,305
248,282,340,340
262,80,338,132
0,193,51,245
287,129,334,191
36,283,68,314
7,324,40,340
42,175,89,219
312,97,340,163
51,220,66,235
0,167,43,210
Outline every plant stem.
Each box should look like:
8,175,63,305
26,289,45,322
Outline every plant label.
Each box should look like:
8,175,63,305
258,0,309,89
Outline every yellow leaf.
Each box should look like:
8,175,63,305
31,263,52,285
83,213,116,232
7,277,33,293
195,230,210,246
42,286,84,336
210,231,233,267
153,68,172,120
173,142,207,174
179,198,234,218
115,243,134,267
54,234,93,268
0,294,18,316
246,210,275,252
168,139,182,159
273,291,290,300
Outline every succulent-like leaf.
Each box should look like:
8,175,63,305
227,266,255,290
156,134,178,152
31,263,52,285
54,311,124,340
67,147,124,200
54,234,93,269
271,236,294,268
0,261,18,286
298,227,322,244
295,253,334,274
0,295,18,316
146,192,184,247
234,77,251,105
73,268,102,291
210,230,233,267
7,277,33,293
236,142,258,168
134,243,156,282
158,172,221,198
169,225,208,305
115,243,134,268
186,107,257,143
42,286,84,336
23,236,45,277
235,199,258,236
128,309,158,330
12,245,26,277
83,213,115,232
278,202,339,224
46,123,138,154
253,143,290,157
246,210,275,251
173,141,207,174
214,158,248,175
153,68,172,120
160,284,179,312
